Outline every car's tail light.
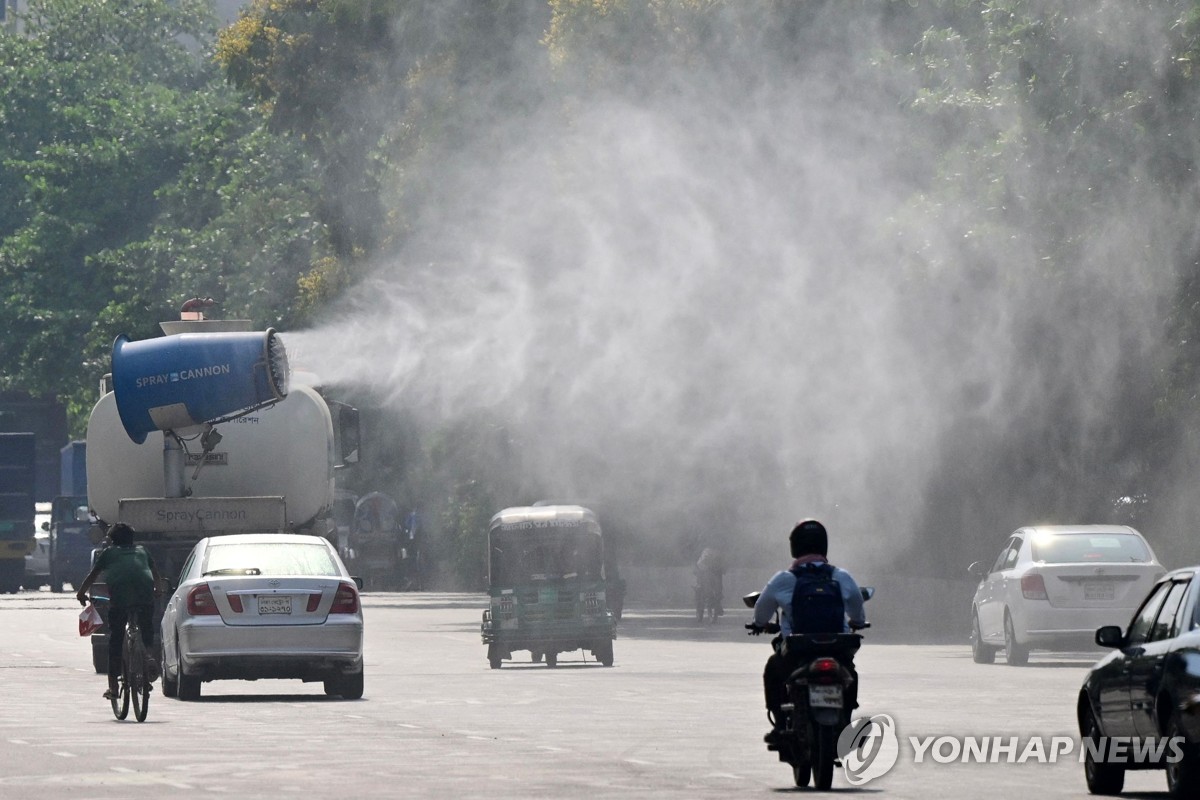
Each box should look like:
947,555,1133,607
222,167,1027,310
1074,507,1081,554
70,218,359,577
187,583,220,615
329,582,359,614
1021,573,1049,601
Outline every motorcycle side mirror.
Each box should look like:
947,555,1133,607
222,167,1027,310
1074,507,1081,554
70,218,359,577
742,591,761,609
860,586,875,602
967,561,986,579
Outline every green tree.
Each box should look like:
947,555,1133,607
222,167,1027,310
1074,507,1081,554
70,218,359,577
0,0,330,432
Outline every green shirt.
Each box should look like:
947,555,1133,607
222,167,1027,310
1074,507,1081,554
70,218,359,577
95,544,156,608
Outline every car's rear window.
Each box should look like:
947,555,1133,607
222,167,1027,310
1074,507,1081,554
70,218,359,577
1031,533,1150,564
202,542,339,576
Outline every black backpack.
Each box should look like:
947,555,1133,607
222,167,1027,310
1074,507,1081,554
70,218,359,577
789,562,845,635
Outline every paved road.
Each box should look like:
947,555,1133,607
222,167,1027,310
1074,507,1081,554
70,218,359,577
0,591,1171,798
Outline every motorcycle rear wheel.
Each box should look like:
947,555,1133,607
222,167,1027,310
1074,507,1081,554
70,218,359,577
813,724,837,790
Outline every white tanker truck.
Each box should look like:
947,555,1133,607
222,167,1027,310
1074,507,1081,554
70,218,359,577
82,307,359,671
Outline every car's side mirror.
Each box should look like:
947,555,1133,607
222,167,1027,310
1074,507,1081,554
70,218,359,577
968,561,986,579
1095,625,1124,648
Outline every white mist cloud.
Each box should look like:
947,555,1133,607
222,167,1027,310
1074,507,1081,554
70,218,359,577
283,2,1192,572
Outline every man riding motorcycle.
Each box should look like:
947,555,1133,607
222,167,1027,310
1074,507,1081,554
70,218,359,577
750,519,866,743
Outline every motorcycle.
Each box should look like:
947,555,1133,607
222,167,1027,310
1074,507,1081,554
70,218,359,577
743,586,874,790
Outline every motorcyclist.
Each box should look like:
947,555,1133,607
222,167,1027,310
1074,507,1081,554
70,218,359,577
749,519,866,743
75,523,163,698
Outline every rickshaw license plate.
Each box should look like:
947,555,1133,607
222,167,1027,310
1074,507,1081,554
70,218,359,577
809,685,843,709
1084,581,1115,601
258,596,292,615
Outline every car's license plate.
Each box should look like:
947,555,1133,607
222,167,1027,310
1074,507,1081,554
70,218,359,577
1084,581,1115,601
258,595,292,615
809,685,843,709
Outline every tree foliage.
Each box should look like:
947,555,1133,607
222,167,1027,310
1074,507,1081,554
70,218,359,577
0,0,328,430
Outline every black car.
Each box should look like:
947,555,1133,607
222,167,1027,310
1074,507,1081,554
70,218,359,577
1078,567,1200,796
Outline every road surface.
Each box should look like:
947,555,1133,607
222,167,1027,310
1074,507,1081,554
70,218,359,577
0,591,1171,798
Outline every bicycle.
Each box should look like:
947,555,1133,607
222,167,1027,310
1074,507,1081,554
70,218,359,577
91,595,151,722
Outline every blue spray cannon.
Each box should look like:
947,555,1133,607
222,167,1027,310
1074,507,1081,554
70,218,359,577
110,329,290,496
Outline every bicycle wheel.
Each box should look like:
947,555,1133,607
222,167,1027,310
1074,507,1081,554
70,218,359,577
127,623,149,722
111,642,130,720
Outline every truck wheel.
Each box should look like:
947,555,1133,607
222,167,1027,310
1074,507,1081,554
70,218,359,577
545,652,558,668
487,643,503,669
594,639,614,667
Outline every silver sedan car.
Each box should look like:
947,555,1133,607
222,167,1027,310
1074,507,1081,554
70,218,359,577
160,533,364,700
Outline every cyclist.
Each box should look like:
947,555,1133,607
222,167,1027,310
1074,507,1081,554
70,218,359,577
75,523,163,698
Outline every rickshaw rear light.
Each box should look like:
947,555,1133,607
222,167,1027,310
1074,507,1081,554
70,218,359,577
581,591,605,611
330,582,359,614
498,596,515,616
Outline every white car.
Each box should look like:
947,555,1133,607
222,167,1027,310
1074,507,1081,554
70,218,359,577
969,525,1164,666
160,533,364,700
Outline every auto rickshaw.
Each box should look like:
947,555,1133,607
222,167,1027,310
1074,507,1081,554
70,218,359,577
480,505,616,668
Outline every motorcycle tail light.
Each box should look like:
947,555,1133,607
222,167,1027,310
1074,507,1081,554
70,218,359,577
1021,573,1049,601
811,657,840,676
808,657,842,684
